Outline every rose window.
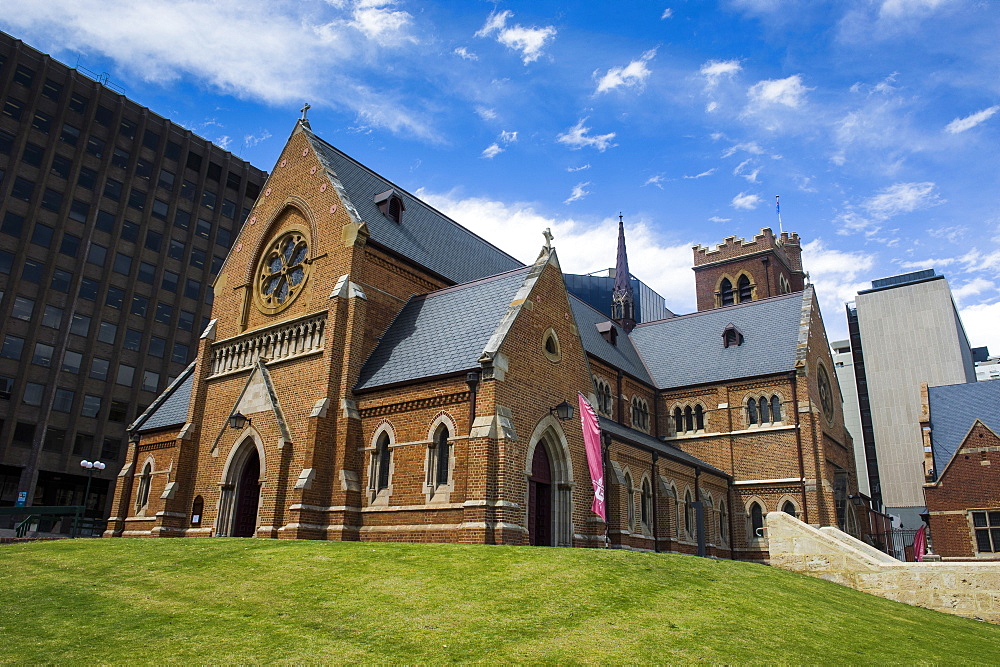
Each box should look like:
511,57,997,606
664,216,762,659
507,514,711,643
256,231,309,312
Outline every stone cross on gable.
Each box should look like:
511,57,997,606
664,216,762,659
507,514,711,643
300,103,311,121
543,227,554,250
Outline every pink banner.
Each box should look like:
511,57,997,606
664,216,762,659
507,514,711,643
914,524,927,562
578,393,606,521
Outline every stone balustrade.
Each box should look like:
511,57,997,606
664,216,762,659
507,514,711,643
209,313,326,376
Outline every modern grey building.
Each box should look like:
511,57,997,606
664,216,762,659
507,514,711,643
844,269,976,527
0,33,267,526
564,269,673,324
831,338,869,496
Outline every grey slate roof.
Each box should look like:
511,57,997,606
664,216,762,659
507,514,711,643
629,290,807,389
569,296,652,384
355,267,531,391
132,362,196,433
929,380,1000,473
599,417,731,479
305,126,523,285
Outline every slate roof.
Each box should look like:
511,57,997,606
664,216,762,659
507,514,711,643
355,266,531,391
598,417,731,479
929,380,1000,473
569,296,652,384
629,290,807,389
304,126,523,285
131,362,196,433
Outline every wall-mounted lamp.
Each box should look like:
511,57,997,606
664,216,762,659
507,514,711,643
849,493,864,507
550,400,574,421
229,412,251,430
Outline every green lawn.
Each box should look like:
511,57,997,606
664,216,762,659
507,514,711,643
1,539,997,663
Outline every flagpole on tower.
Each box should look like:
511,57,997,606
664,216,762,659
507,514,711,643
775,195,783,235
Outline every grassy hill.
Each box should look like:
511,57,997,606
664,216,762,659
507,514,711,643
1,538,997,663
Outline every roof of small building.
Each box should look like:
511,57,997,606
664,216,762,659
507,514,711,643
355,266,532,391
629,289,808,389
569,296,652,384
598,417,731,480
304,125,523,285
929,380,1000,473
131,362,196,433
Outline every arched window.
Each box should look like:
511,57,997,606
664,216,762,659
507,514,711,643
191,495,204,526
684,489,694,536
640,478,651,530
596,379,613,416
749,501,764,538
433,424,450,487
720,278,734,306
673,407,683,434
747,398,758,425
624,472,635,531
684,406,693,432
135,461,152,514
375,432,392,492
759,397,770,423
779,274,791,294
737,274,752,302
631,397,649,432
719,500,729,543
694,404,704,430
782,500,797,517
771,395,781,422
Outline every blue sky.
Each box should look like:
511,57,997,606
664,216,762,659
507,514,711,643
4,0,999,350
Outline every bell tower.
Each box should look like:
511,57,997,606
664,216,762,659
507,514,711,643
611,214,636,333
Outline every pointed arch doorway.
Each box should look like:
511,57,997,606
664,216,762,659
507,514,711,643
232,448,261,537
218,437,263,537
528,445,553,546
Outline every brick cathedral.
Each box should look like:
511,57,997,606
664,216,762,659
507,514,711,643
106,119,858,560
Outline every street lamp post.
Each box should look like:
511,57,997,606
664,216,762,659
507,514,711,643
74,459,106,537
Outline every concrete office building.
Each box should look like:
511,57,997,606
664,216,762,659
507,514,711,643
846,269,976,527
564,270,673,324
0,32,267,525
831,339,869,496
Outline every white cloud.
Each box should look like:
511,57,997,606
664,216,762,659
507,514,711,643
567,164,591,172
454,46,478,61
951,277,996,305
480,130,518,159
862,181,943,220
594,49,657,94
721,141,764,158
706,101,719,112
414,189,697,312
475,10,556,64
801,239,877,341
733,159,761,183
747,74,811,109
708,216,731,223
644,175,665,189
556,118,617,152
215,135,232,150
476,106,498,121
731,192,762,209
684,168,716,179
879,0,952,19
242,130,272,149
564,182,591,204
700,59,742,87
0,0,437,140
661,8,673,19
945,105,1000,134
960,300,1000,351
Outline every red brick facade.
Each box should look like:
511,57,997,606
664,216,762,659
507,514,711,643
106,121,858,561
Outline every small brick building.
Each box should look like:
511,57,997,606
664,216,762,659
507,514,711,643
105,119,859,560
921,380,1000,560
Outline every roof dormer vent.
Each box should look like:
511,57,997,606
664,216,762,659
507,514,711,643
596,321,618,346
722,323,744,348
374,189,406,224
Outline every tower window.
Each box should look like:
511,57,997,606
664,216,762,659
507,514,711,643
737,274,752,302
720,278,734,306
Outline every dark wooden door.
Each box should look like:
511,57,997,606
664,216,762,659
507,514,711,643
233,450,260,537
529,445,552,546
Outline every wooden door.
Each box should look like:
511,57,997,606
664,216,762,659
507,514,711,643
529,445,552,546
233,450,260,537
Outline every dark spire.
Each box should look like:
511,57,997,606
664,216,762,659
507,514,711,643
612,213,636,333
